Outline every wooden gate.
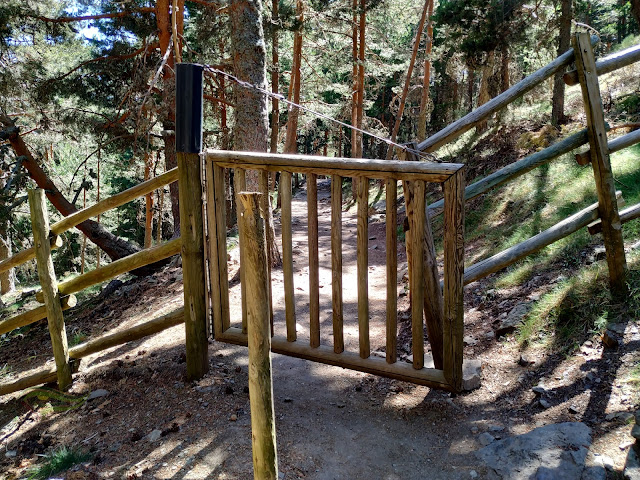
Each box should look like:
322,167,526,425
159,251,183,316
204,150,466,392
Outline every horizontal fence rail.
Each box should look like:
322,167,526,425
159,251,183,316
564,43,640,86
205,150,466,392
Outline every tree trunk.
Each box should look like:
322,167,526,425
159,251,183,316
356,0,366,158
144,153,154,248
476,51,495,133
552,0,572,126
500,46,510,93
467,66,475,112
231,0,281,266
351,0,359,158
270,0,280,154
0,233,15,294
417,0,435,142
631,0,640,28
284,0,303,154
385,0,429,159
157,0,181,236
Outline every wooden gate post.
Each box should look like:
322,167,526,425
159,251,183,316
176,63,209,380
239,192,279,480
574,32,628,296
28,189,72,391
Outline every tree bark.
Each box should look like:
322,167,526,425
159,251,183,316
476,51,495,132
417,0,435,142
385,0,429,159
356,0,366,158
270,0,280,154
351,0,359,158
284,0,304,154
231,0,281,266
631,0,640,29
551,0,572,126
157,0,181,236
500,46,510,93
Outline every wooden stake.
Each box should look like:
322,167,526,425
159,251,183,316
410,180,425,369
280,172,296,341
235,168,248,334
177,152,209,381
307,173,320,348
385,179,397,364
239,193,279,480
28,189,72,391
331,175,344,353
574,32,627,296
443,170,465,391
356,177,370,358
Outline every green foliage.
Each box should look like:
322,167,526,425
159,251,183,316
27,446,91,479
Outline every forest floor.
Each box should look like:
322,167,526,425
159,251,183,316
1,173,640,480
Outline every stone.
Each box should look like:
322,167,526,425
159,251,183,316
539,399,551,409
469,470,478,478
476,422,603,480
478,432,495,446
87,389,109,401
489,425,505,432
146,429,162,442
607,322,627,335
229,414,237,421
519,354,535,367
532,386,546,395
462,360,483,391
496,303,531,337
625,445,640,480
470,426,479,434
5,450,16,458
463,335,477,346
631,424,640,441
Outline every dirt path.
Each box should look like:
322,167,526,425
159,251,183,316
0,179,639,479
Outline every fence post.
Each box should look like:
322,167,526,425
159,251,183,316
573,32,628,296
28,189,72,391
176,63,209,380
239,192,279,480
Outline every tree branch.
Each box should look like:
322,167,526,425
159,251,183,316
30,8,155,23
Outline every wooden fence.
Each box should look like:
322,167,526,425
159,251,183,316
422,32,640,295
0,160,204,395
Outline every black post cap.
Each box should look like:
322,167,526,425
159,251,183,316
176,63,204,154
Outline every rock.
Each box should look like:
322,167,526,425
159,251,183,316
478,432,495,446
87,389,109,401
146,429,162,442
568,405,580,414
489,425,505,432
602,330,619,349
620,440,634,450
631,424,640,441
607,322,627,335
462,360,483,391
625,445,640,480
496,303,530,336
539,398,551,409
532,386,546,395
5,450,16,458
476,422,603,480
229,414,237,422
519,354,535,367
469,470,478,478
463,335,477,346
470,426,479,434
485,331,495,340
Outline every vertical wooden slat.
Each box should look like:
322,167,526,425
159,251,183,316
331,175,344,353
205,159,223,338
29,189,72,391
308,173,320,348
410,180,425,370
259,171,275,332
178,151,209,381
239,192,279,480
574,32,627,296
234,168,248,333
443,169,465,392
356,177,370,359
385,178,397,364
214,164,231,332
281,172,297,342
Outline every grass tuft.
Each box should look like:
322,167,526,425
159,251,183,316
27,446,91,480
